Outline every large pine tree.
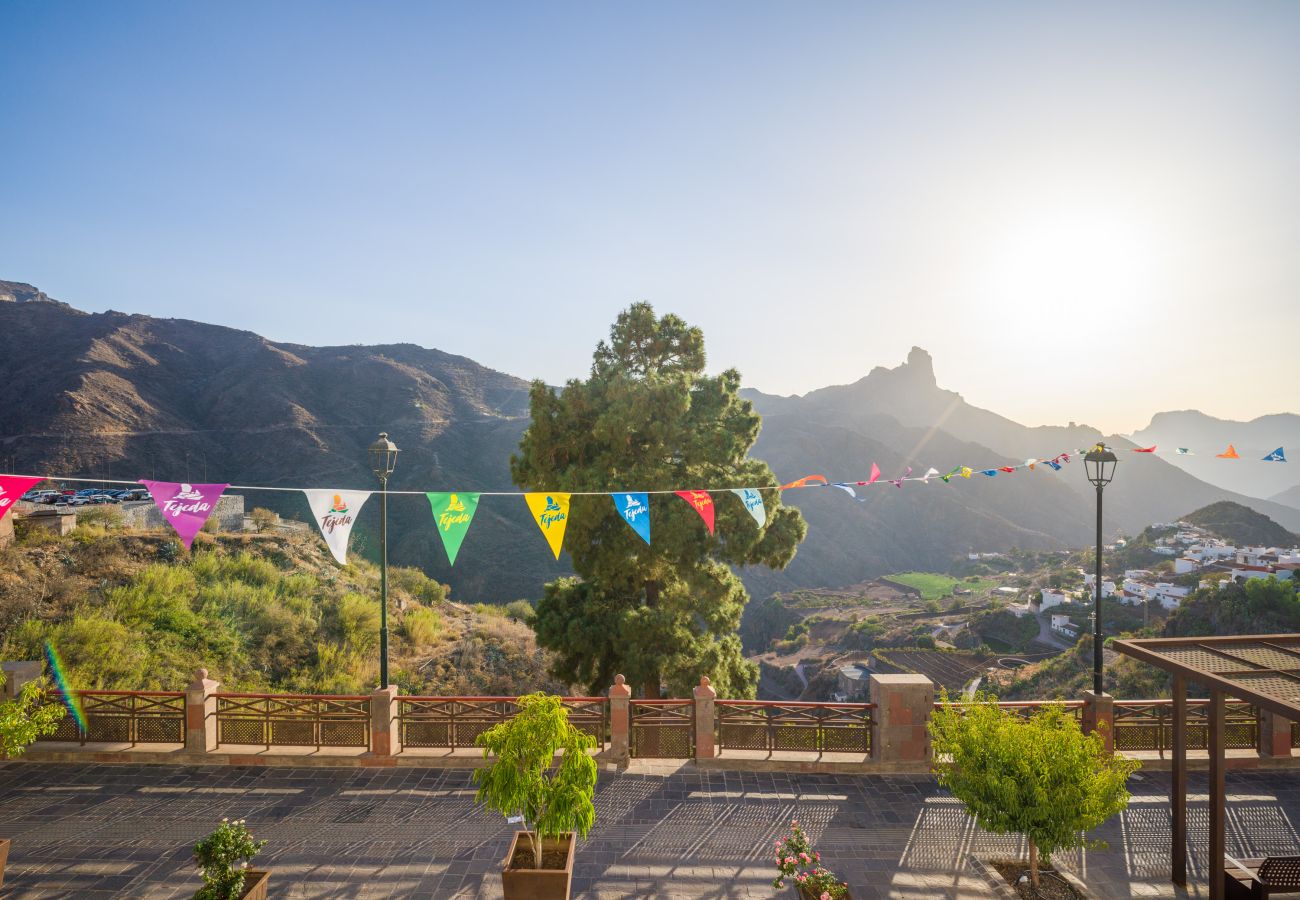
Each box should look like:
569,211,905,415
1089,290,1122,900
511,304,806,698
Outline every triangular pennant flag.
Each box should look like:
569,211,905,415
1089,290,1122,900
1177,448,1192,455
888,466,913,488
612,492,651,545
1263,447,1287,462
921,467,940,484
1216,444,1240,459
998,466,1016,473
959,467,972,479
1133,446,1156,453
1026,458,1039,470
303,490,371,565
426,492,480,565
980,469,998,477
525,493,570,559
140,480,228,549
675,490,715,535
856,463,881,486
0,475,42,523
779,474,828,490
940,467,962,483
731,488,767,528
1045,460,1063,471
832,483,857,499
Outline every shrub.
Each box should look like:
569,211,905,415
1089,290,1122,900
772,819,847,898
403,607,442,647
503,600,534,623
76,505,125,531
192,817,266,900
389,567,448,605
249,508,279,533
930,692,1139,887
473,693,597,870
0,673,65,757
333,593,380,652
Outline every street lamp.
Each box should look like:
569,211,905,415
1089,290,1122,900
1084,443,1118,694
368,432,400,688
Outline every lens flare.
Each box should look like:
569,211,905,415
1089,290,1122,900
43,642,86,733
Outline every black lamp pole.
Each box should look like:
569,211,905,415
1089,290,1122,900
368,432,400,688
1084,444,1118,695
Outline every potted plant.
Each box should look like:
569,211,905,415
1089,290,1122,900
473,692,597,900
929,692,1139,896
773,819,851,899
192,818,269,899
0,671,65,889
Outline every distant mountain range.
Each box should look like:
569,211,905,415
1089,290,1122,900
2,279,1297,602
1130,410,1300,503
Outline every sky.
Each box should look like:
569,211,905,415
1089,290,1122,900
2,2,1298,434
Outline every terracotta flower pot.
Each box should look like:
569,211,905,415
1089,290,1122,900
0,837,9,891
798,882,852,899
238,869,270,900
501,832,575,900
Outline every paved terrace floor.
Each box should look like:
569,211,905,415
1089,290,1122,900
2,762,1299,899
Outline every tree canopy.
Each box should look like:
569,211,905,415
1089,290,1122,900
511,303,806,698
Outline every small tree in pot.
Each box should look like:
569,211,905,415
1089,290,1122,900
0,672,65,889
192,818,268,900
473,693,597,900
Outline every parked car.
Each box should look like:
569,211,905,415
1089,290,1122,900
42,494,66,504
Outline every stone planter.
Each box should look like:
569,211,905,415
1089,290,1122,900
501,832,575,900
798,882,852,899
0,837,9,890
239,869,270,900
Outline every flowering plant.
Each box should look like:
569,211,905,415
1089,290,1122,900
193,818,266,899
772,820,849,898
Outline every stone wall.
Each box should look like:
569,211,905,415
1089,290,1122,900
118,494,245,533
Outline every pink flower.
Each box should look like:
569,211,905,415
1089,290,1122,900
821,893,831,900
791,819,799,826
796,873,807,883
800,852,811,863
814,852,821,860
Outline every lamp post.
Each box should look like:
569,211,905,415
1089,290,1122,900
368,432,400,688
1083,443,1118,694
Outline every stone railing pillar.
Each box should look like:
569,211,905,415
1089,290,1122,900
1,660,43,700
370,685,401,757
1258,709,1293,758
693,676,717,760
185,668,220,753
1081,691,1114,754
609,674,631,765
869,674,934,764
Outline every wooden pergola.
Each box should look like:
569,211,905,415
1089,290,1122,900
1113,634,1300,900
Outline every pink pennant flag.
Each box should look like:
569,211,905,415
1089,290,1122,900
139,480,228,548
0,475,42,522
856,463,881,486
888,465,913,488
674,490,716,535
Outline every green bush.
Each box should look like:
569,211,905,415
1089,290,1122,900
503,600,534,622
403,607,442,647
930,693,1139,887
192,818,266,900
333,593,380,652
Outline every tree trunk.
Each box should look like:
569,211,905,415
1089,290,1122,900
529,828,541,870
1029,841,1039,888
642,580,661,699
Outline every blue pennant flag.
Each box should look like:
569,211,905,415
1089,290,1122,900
1263,447,1287,462
1044,460,1063,471
980,469,998,477
832,483,857,498
612,492,651,544
731,488,767,528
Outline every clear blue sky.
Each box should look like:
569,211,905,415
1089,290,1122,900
3,2,1298,433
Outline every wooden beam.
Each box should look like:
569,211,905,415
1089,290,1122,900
1172,673,1187,886
1209,689,1225,900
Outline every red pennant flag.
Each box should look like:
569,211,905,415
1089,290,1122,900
1133,446,1156,453
779,474,828,490
998,466,1016,473
675,490,715,535
0,475,42,522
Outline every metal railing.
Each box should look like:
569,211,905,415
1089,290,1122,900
717,700,873,754
630,699,694,758
1113,699,1258,756
397,697,608,750
214,693,371,749
38,690,186,745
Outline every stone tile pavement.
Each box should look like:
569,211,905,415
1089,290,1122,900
1,761,1298,898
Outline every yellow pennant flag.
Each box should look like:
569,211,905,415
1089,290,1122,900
525,492,571,559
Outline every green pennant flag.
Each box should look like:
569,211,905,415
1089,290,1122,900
426,492,481,565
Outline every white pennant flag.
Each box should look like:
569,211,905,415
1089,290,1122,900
303,490,372,565
921,467,940,484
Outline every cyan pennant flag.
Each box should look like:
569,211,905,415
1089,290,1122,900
613,492,651,544
731,488,767,527
1263,447,1287,462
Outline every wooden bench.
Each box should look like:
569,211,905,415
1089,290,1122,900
1226,856,1300,899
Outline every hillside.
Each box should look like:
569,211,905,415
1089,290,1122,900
4,281,1299,606
0,518,565,696
1183,500,1298,547
1272,484,1300,511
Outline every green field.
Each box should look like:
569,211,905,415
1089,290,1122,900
885,572,997,601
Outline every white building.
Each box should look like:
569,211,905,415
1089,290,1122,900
1149,583,1191,610
1152,547,1176,556
1038,589,1068,611
1174,557,1200,575
1125,569,1153,580
1082,574,1117,598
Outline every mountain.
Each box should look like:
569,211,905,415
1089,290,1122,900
1182,501,1298,548
1271,485,1300,511
4,282,1299,603
1130,410,1300,500
0,287,557,602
